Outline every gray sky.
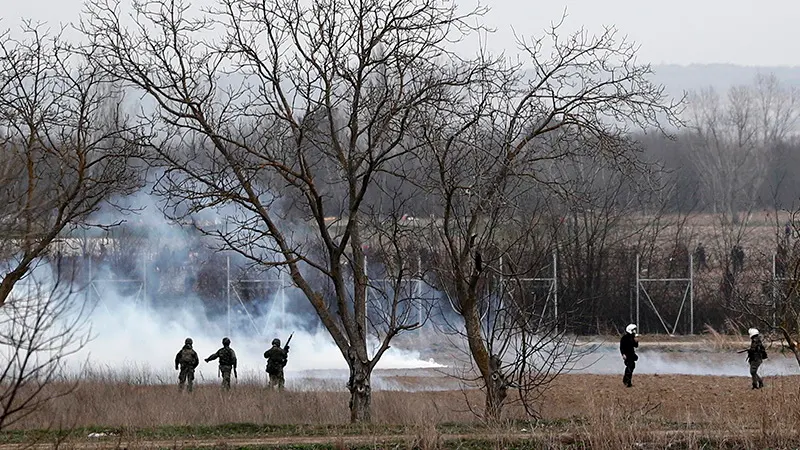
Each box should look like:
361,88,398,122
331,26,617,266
4,0,799,66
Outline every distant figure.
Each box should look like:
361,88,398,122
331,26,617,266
731,245,745,273
205,337,237,390
747,328,767,389
175,337,199,392
620,324,639,388
264,338,290,390
786,222,792,241
694,243,708,272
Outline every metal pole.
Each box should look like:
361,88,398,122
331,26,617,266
86,253,91,306
364,254,368,326
772,252,777,327
280,269,287,330
227,254,231,336
635,254,640,332
499,256,504,307
142,251,147,310
688,253,694,335
553,251,558,332
417,252,423,329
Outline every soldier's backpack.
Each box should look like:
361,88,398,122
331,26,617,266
218,347,235,366
266,350,286,375
179,348,195,367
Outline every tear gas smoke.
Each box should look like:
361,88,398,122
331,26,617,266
570,347,798,377
43,193,444,388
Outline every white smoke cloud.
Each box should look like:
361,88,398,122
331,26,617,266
60,191,444,387
569,347,799,377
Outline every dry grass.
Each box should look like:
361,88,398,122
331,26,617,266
702,322,750,351
7,370,800,448
17,379,489,430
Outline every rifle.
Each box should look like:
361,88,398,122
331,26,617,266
284,332,294,352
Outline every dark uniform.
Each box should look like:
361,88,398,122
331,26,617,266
747,330,767,389
620,325,639,388
264,338,289,390
175,338,199,392
205,337,237,390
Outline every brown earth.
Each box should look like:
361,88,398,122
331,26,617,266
6,370,800,448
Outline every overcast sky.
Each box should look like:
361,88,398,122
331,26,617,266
4,0,799,67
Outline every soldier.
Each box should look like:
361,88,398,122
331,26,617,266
205,337,238,390
747,328,768,389
175,337,199,392
731,245,745,273
264,338,289,390
620,324,639,388
694,243,708,272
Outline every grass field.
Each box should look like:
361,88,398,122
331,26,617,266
5,343,800,449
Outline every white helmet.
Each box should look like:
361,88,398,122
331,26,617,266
626,324,638,334
748,328,759,338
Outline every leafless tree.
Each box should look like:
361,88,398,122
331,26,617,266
0,262,90,432
81,0,489,422
546,147,684,335
732,205,800,369
687,74,800,225
413,21,680,421
0,23,143,307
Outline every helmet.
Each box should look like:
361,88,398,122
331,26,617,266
272,338,280,347
185,337,193,345
222,337,231,346
625,324,637,334
748,328,759,338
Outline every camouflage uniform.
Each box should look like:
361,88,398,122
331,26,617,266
206,337,237,390
747,334,767,389
264,338,289,390
175,338,199,392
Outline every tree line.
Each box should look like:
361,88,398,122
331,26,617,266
2,0,800,427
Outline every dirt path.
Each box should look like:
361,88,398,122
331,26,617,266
1,433,523,449
0,429,779,449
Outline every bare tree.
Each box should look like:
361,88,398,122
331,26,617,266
414,21,679,421
81,0,489,422
547,147,683,335
0,24,143,307
0,262,90,432
733,205,800,369
687,74,800,225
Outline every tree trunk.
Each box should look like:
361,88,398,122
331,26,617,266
347,350,372,423
0,265,28,307
778,329,800,369
485,354,507,423
790,347,800,369
462,297,507,422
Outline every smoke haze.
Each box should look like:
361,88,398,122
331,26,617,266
45,193,444,388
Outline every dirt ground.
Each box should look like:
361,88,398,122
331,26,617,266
540,373,799,425
6,370,800,448
374,370,800,427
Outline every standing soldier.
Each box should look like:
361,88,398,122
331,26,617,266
693,243,708,272
747,328,767,389
620,324,639,388
175,337,199,392
264,337,290,390
205,337,238,390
